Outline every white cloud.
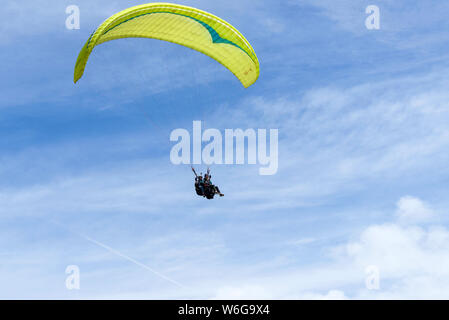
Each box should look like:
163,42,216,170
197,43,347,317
204,196,449,299
330,196,449,299
213,285,273,299
201,66,449,208
288,238,316,246
395,196,434,224
300,290,347,300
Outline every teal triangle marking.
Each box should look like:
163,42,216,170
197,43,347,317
101,11,252,59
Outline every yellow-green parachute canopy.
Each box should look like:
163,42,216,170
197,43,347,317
74,2,259,88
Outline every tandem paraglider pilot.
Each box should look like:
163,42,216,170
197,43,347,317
192,167,224,200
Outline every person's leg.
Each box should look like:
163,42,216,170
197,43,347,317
215,186,224,196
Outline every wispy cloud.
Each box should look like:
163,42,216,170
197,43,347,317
2,0,449,299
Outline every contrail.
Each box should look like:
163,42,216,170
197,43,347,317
80,234,185,288
46,219,184,288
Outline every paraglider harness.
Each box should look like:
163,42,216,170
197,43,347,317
191,167,223,199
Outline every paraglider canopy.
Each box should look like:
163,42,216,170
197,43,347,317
74,2,259,88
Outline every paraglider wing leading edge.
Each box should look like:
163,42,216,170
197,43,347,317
74,2,259,88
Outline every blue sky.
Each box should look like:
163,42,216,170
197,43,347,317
1,0,449,299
